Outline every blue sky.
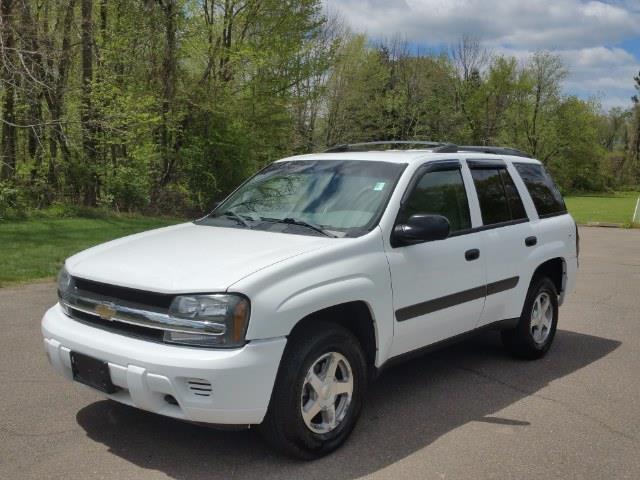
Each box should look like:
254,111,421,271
324,0,640,110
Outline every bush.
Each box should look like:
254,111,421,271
101,163,153,212
0,181,30,220
146,183,194,217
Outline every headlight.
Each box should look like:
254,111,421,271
57,266,73,296
57,267,74,314
164,294,250,348
58,267,73,308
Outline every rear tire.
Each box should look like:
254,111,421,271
259,322,367,459
501,275,558,359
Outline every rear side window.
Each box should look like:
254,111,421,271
400,168,471,232
499,169,527,220
470,166,527,225
514,163,567,217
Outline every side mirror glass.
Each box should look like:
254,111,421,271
392,214,450,247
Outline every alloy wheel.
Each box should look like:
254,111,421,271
300,351,354,434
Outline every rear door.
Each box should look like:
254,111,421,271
513,161,578,296
466,160,536,327
387,160,486,357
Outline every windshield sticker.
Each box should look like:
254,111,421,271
373,182,386,191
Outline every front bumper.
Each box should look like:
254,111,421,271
42,303,286,425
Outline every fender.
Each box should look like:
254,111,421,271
230,229,395,366
516,214,576,315
524,239,566,279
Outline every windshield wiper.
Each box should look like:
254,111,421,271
221,210,252,229
271,217,336,238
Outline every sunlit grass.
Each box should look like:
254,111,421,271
0,216,181,286
565,191,640,226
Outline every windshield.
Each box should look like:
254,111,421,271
198,160,406,237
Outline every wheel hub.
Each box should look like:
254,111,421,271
301,351,354,434
321,384,331,400
530,291,553,345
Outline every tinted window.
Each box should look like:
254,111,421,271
499,169,527,220
470,168,511,225
514,163,567,217
470,166,529,225
400,169,471,232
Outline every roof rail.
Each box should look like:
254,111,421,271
458,146,531,158
324,141,446,153
323,141,532,158
431,143,458,153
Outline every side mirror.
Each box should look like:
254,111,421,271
392,214,450,247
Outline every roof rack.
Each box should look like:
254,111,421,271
324,141,448,153
323,141,531,158
458,146,531,158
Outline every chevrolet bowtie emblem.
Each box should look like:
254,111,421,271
95,303,117,321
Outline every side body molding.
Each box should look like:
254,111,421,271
396,276,519,322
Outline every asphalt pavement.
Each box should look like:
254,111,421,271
1,226,639,479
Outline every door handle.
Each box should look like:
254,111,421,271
465,248,480,261
525,236,537,247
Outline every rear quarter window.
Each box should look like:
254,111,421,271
513,163,567,217
469,166,527,225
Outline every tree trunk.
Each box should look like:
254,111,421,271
18,0,45,181
44,0,76,188
158,0,177,187
0,0,17,180
81,0,97,205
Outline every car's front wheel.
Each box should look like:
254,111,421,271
259,322,367,459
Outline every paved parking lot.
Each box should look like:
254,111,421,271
1,227,639,479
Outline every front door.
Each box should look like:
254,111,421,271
386,161,486,357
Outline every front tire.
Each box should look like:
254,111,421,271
501,275,559,359
259,322,367,459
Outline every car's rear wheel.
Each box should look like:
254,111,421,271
501,275,559,359
259,322,367,459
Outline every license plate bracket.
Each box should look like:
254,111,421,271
70,351,118,394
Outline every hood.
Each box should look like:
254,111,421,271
66,223,333,293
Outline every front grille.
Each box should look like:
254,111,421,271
74,277,174,309
67,276,174,343
68,307,164,343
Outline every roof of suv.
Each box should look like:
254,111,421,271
279,150,542,165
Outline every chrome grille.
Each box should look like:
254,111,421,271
59,276,225,340
60,278,225,336
68,307,164,343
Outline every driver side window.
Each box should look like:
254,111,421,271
399,168,471,232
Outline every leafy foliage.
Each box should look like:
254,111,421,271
0,3,638,217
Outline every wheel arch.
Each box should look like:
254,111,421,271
531,257,566,296
288,301,378,381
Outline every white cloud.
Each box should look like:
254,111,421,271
324,0,640,109
561,47,639,107
596,95,634,110
325,0,640,48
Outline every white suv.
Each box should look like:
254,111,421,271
42,142,578,459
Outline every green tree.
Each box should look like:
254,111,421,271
548,97,606,191
323,34,389,146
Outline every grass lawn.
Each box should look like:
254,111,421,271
565,191,640,226
0,216,181,286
